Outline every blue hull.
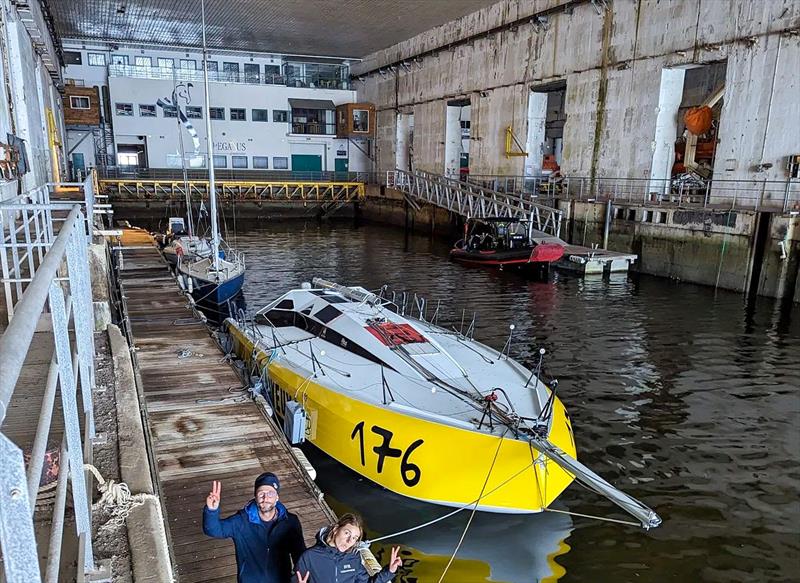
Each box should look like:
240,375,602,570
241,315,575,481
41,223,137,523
191,272,245,306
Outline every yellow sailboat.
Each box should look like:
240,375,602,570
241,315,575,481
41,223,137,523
224,278,660,527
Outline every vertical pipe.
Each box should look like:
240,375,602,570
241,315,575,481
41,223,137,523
602,199,612,249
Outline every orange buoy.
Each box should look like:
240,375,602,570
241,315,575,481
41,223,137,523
684,106,713,135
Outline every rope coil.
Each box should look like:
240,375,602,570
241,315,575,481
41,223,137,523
84,464,158,528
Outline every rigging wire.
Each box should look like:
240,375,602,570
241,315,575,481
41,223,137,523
437,429,507,583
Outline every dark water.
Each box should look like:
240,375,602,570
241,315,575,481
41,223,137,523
231,220,799,583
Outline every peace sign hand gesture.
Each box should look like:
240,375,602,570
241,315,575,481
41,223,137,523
296,570,310,583
206,480,221,510
388,546,402,573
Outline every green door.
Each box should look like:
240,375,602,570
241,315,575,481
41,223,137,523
291,154,323,173
334,158,349,180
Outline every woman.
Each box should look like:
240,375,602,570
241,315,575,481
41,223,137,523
295,514,401,583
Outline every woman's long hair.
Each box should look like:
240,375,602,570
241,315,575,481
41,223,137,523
325,513,366,551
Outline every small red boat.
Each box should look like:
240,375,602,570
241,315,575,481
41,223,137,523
450,217,564,271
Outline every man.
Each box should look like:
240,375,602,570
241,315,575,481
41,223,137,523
203,472,305,583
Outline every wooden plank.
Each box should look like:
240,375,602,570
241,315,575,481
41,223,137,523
117,229,334,582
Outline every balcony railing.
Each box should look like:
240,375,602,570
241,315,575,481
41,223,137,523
108,64,351,89
290,122,336,135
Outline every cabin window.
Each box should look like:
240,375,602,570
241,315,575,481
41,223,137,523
88,53,106,66
253,156,269,169
186,106,203,119
252,109,269,122
232,155,248,169
230,108,246,121
139,104,156,117
275,299,294,310
313,305,342,324
209,107,225,120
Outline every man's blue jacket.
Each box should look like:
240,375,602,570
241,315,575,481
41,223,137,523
203,500,305,583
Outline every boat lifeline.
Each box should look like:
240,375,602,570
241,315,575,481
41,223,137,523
224,279,661,528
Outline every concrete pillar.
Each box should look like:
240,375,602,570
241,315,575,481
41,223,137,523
649,68,685,196
444,106,461,177
525,92,548,176
395,113,410,172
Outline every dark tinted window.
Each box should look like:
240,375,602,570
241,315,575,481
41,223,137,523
313,305,341,324
64,51,82,65
276,299,294,309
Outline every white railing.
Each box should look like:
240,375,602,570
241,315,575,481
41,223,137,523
0,178,101,581
387,169,564,238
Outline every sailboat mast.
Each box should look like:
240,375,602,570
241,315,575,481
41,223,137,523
172,68,194,238
200,0,220,272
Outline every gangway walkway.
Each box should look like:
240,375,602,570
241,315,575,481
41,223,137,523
116,228,335,582
387,169,564,238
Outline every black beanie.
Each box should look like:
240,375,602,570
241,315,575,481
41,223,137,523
254,472,280,495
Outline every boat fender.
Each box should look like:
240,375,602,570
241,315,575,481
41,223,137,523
301,282,312,289
356,544,382,576
291,447,317,480
187,277,194,293
568,255,586,265
283,400,307,445
177,275,187,291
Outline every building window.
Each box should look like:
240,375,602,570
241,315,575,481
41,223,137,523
70,96,90,110
213,155,227,168
353,109,369,132
252,109,268,122
244,63,260,83
186,106,203,119
253,156,269,169
157,57,174,69
222,62,239,81
87,53,106,66
139,104,156,117
230,108,246,121
264,64,281,83
206,60,218,71
63,51,82,65
117,152,139,166
111,54,129,66
65,78,85,86
180,59,196,70
135,56,152,68
209,107,225,120
273,110,288,123
273,157,289,170
162,105,178,118
115,103,134,116
232,155,248,169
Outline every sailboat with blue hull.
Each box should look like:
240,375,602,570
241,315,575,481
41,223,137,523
178,2,245,310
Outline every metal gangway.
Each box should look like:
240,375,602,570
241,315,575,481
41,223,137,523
387,169,563,238
0,175,106,582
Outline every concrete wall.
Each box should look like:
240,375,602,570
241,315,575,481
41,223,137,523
354,0,800,187
0,0,64,198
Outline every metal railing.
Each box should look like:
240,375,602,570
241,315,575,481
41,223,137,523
108,64,352,90
290,122,336,135
98,167,379,184
387,169,563,238
464,173,800,213
0,185,99,581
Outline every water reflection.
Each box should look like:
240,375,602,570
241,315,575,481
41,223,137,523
226,220,800,583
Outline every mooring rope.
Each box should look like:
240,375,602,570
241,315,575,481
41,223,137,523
83,464,158,528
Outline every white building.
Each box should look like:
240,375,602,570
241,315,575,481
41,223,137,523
62,42,371,174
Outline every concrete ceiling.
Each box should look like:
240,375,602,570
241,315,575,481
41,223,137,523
47,0,500,58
